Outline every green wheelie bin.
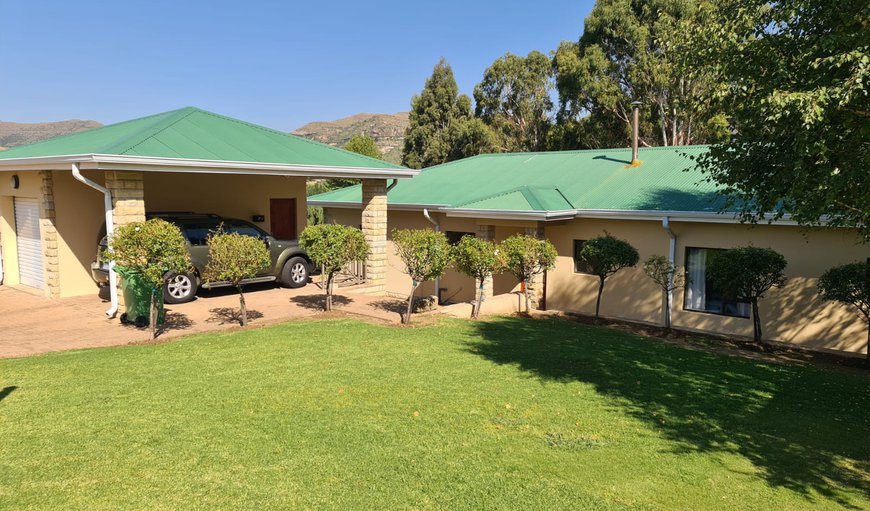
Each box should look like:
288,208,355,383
117,268,166,327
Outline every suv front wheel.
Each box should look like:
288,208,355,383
164,272,198,304
282,257,310,289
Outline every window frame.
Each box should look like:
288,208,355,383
572,239,593,274
682,246,751,319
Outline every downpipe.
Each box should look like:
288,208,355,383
71,163,119,318
661,216,676,328
422,208,442,304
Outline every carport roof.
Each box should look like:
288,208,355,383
0,107,414,179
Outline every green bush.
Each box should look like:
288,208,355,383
819,261,870,360
203,232,271,326
300,224,369,311
452,235,505,318
392,229,453,324
105,219,190,340
501,234,558,313
707,246,787,345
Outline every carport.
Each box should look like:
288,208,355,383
0,107,414,315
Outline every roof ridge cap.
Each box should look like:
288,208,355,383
106,107,199,155
454,186,528,207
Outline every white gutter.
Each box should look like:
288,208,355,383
422,208,442,304
661,217,677,328
71,163,118,318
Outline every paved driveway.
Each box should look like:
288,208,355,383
0,283,404,358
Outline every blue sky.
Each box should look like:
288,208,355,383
0,0,594,131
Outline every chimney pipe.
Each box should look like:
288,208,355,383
630,101,641,164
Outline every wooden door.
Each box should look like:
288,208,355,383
269,198,297,240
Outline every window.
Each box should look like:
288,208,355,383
684,247,750,318
223,220,269,239
446,231,475,246
182,221,221,246
573,240,592,274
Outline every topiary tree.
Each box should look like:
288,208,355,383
392,229,453,324
501,234,558,313
707,246,787,346
452,235,505,319
578,234,640,320
643,255,685,330
203,231,271,327
106,219,190,341
299,224,369,312
819,260,870,360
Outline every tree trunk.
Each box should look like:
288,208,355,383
865,322,869,361
523,279,530,313
325,272,334,311
404,281,418,325
238,286,247,327
751,299,763,345
595,277,605,321
474,279,485,319
149,288,158,341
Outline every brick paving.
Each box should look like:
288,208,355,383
0,283,406,358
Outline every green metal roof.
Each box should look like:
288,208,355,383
0,107,402,169
309,146,727,213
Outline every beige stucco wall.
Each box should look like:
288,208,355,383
326,206,870,354
327,208,530,303
0,170,43,288
144,173,307,239
52,170,106,297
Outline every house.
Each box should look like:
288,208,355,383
0,107,413,312
309,146,870,355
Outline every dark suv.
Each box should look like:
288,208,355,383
92,212,313,303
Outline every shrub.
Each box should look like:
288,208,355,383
501,234,558,313
707,246,787,345
578,234,639,319
819,261,870,360
392,229,453,324
452,235,505,318
105,219,190,340
203,231,271,326
299,224,369,311
643,255,685,330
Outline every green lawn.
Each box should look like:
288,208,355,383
1,316,868,510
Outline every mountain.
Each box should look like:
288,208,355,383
293,112,409,164
0,119,103,149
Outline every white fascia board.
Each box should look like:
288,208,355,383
307,200,448,211
0,154,418,179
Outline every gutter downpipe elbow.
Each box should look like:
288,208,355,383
423,208,442,304
662,216,676,328
71,163,119,318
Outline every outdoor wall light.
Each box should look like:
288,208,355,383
252,214,265,223
10,174,19,189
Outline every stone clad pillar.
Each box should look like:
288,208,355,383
39,171,60,297
524,223,546,310
361,179,388,294
476,224,496,301
105,171,146,227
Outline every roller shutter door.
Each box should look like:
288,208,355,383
14,198,44,289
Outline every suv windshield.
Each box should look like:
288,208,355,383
181,219,269,246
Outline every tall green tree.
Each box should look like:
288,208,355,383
345,133,383,160
692,0,870,239
552,0,726,149
474,51,554,152
402,59,497,169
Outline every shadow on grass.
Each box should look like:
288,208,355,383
0,386,17,403
468,316,870,508
207,308,264,326
290,294,353,311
